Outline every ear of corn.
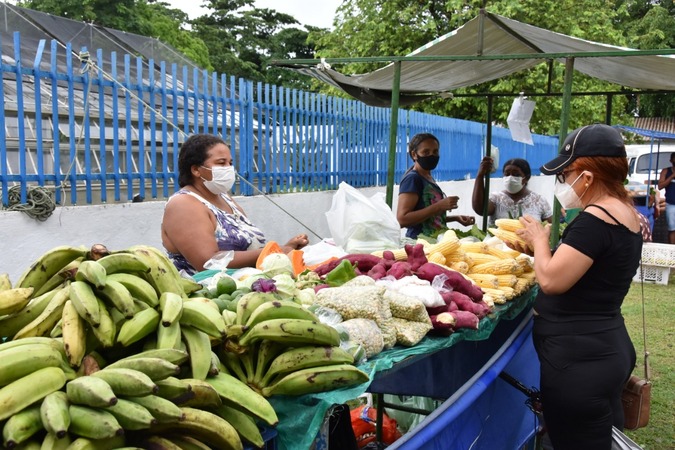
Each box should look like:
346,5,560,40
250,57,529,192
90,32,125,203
486,245,517,260
515,254,534,272
471,259,520,275
494,274,518,287
465,252,500,266
488,228,530,249
427,252,446,265
448,261,469,274
466,273,499,289
459,242,489,254
371,248,408,261
481,288,507,304
519,271,537,282
427,238,461,257
495,218,524,231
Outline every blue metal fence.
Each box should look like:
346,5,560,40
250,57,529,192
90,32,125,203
0,33,559,206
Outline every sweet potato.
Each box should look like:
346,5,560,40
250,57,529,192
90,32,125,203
426,301,457,316
386,261,413,280
367,262,388,280
415,262,483,301
448,291,491,319
429,312,456,336
340,254,385,272
449,310,480,330
382,250,396,261
405,243,428,272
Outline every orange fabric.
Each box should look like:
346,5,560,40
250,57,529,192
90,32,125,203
350,405,401,448
255,241,283,270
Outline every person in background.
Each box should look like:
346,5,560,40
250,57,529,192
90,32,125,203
161,133,308,274
396,133,475,239
472,156,552,226
657,151,675,244
509,124,642,450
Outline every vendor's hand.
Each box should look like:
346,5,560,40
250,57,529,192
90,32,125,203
514,215,550,254
437,196,459,212
285,233,309,250
453,215,476,227
477,156,494,177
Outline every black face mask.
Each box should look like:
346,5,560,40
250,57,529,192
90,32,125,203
416,155,440,171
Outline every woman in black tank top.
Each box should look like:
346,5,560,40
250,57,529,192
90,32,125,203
505,124,642,450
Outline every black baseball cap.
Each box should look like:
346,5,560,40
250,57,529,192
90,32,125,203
540,124,626,175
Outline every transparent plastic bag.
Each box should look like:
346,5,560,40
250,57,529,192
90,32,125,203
334,318,384,358
202,250,235,270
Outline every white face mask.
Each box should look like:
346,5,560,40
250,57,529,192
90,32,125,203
554,172,589,210
504,176,524,194
201,165,236,195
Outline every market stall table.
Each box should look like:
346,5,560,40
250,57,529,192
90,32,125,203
269,286,539,450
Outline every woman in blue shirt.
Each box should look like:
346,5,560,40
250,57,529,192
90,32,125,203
396,133,474,239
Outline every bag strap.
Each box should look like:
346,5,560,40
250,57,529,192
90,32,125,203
638,257,651,382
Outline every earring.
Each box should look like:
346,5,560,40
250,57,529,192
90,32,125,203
585,183,589,187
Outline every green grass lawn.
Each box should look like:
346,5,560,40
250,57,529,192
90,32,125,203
622,271,675,450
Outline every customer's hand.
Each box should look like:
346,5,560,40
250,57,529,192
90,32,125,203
515,215,550,254
452,215,476,227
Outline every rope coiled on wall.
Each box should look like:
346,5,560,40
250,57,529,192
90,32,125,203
4,185,56,221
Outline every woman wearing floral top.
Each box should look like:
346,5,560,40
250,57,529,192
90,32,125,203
161,133,308,274
472,157,552,226
397,133,475,239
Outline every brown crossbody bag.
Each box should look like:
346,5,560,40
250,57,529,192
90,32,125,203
621,262,651,430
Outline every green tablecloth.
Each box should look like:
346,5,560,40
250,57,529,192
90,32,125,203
268,286,539,450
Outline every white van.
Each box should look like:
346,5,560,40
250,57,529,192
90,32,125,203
626,144,675,186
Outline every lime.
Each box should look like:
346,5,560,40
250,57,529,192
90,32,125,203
216,277,238,296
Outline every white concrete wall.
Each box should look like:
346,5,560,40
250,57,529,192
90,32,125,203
0,177,555,283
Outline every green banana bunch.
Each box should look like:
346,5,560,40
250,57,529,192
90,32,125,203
237,318,341,347
155,376,192,401
0,342,68,386
96,252,150,275
213,404,265,449
156,319,182,350
66,375,118,407
2,404,44,448
90,297,116,348
116,307,160,347
243,298,318,328
179,378,222,409
159,291,183,326
181,325,213,381
126,245,184,297
40,391,71,438
0,287,34,315
0,366,67,421
62,300,87,367
13,284,70,339
0,289,59,338
33,256,82,298
103,397,157,430
74,260,107,289
148,407,243,450
259,345,355,388
205,372,278,426
123,348,189,366
234,292,276,326
68,404,124,440
106,272,159,308
125,394,184,423
95,279,135,319
179,301,227,338
261,363,369,397
40,431,72,450
15,245,87,293
106,356,181,381
69,281,101,328
90,368,159,397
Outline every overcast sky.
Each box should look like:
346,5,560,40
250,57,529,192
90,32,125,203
164,0,343,29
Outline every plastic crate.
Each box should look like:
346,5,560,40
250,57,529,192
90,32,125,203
244,427,277,450
641,243,675,267
632,264,671,285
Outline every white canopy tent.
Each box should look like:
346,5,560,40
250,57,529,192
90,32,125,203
278,10,675,241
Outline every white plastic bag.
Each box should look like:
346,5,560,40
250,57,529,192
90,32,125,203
325,182,401,253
